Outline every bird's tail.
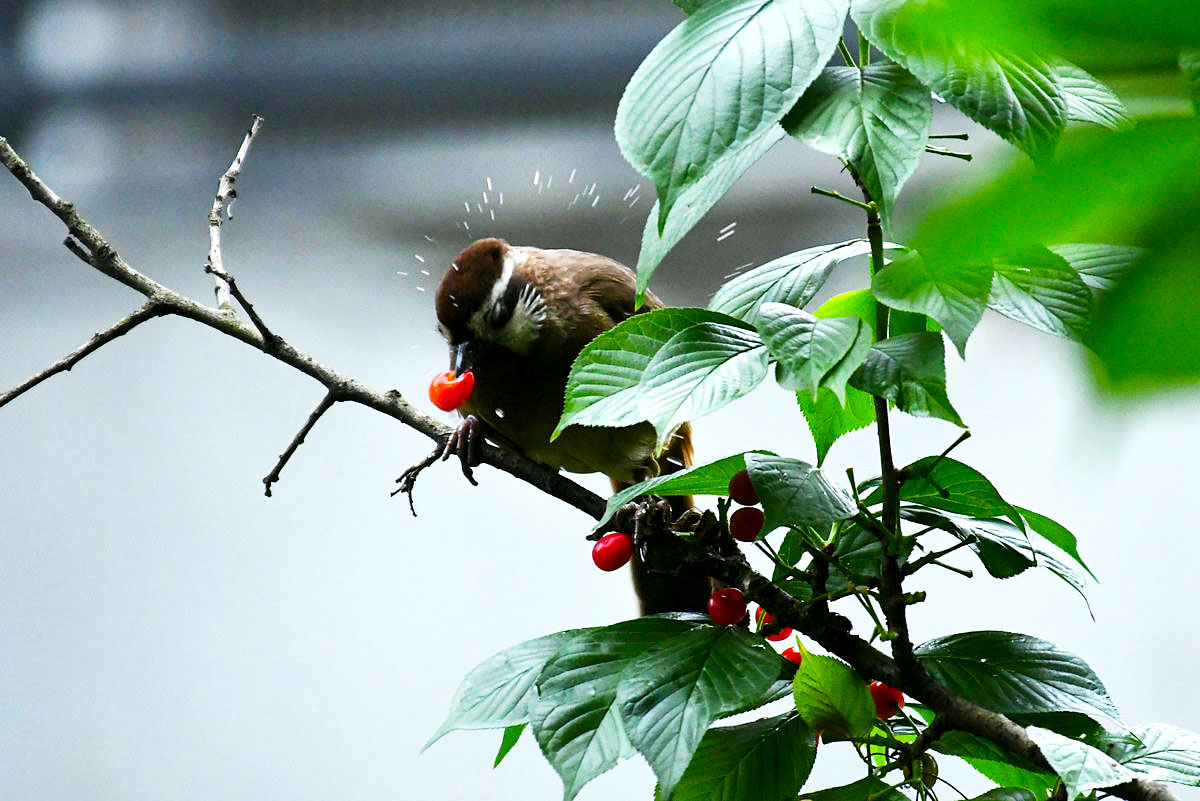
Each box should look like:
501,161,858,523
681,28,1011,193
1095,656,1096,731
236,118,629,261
612,422,712,615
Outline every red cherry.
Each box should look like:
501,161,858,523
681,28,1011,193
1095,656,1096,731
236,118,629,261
754,608,792,641
429,369,475,411
781,647,803,665
708,587,747,625
728,469,760,506
591,532,633,572
730,507,765,542
869,681,905,719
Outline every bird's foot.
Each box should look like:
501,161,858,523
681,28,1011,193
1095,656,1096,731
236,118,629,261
440,414,484,486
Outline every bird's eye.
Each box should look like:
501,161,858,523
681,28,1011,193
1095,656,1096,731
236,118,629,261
489,299,512,328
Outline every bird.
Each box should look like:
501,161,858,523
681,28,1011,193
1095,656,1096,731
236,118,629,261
433,237,709,614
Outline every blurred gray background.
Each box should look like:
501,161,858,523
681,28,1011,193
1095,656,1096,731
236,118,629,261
2,1,1198,799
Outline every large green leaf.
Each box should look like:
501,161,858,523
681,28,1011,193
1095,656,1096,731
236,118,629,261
849,332,965,425
617,624,781,799
709,240,874,323
745,452,857,534
915,631,1123,730
900,506,1035,579
784,63,932,230
594,452,760,530
1056,62,1130,130
851,0,1067,159
616,0,848,230
532,617,701,800
987,249,1093,341
636,124,786,301
555,308,747,438
1026,726,1136,799
1107,723,1200,786
872,252,994,355
796,386,876,465
755,303,866,397
868,455,1023,530
1016,506,1095,581
640,322,769,451
934,729,1057,797
1183,50,1200,114
791,652,876,738
663,712,818,801
1048,244,1145,294
800,776,910,801
426,629,592,747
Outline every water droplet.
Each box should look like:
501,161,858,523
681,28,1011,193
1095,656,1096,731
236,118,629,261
489,209,495,221
420,269,430,276
482,191,489,205
397,270,409,277
423,234,436,243
533,169,541,186
486,176,494,191
498,192,504,206
591,195,600,207
414,254,425,263
494,408,506,419
464,201,471,214
546,174,553,189
568,168,577,184
415,286,426,292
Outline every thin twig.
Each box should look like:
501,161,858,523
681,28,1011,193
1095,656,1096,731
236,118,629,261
206,115,263,310
924,145,973,161
392,440,450,516
0,301,166,409
811,185,876,213
263,390,339,497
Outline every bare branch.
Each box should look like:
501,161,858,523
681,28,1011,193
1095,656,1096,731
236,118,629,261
392,441,449,516
206,115,263,310
0,301,167,409
263,390,339,497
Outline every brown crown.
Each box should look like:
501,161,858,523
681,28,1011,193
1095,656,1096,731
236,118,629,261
435,237,508,342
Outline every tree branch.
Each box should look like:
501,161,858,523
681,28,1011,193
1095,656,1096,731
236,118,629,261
263,390,339,497
206,115,263,311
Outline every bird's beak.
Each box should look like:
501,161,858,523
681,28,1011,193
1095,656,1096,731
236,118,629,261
453,340,481,377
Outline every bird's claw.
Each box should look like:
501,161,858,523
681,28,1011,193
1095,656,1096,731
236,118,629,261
441,414,483,486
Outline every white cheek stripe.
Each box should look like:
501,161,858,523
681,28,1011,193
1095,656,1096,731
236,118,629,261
469,248,529,336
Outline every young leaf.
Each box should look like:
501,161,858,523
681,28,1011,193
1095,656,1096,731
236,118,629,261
1056,61,1130,130
797,386,876,465
1016,506,1095,581
494,724,526,768
755,303,863,397
555,308,748,438
849,332,965,425
616,0,848,231
640,322,769,452
915,631,1123,731
791,653,876,738
616,624,781,799
709,240,874,323
745,452,857,533
871,251,994,355
636,124,787,302
1107,723,1200,786
869,456,1023,531
664,712,818,801
532,617,702,800
594,452,761,530
784,63,933,231
851,0,1067,159
800,775,910,801
987,249,1093,341
1047,244,1145,294
426,629,593,748
1026,726,1137,799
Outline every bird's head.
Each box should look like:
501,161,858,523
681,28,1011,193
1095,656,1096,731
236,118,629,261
434,237,548,375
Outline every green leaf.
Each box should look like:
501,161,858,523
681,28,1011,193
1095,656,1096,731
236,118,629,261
616,0,848,230
1048,244,1145,294
784,63,932,230
1056,61,1130,130
555,308,747,438
745,452,857,534
426,629,592,747
1183,49,1200,114
851,0,1067,159
900,506,1035,579
826,523,916,593
871,456,1023,531
791,652,876,738
709,240,874,323
756,304,865,397
1107,723,1200,786
987,249,1093,341
532,617,702,800
665,712,818,801
871,251,994,356
800,776,910,801
934,729,1057,797
594,452,760,530
636,124,786,301
674,0,714,13
849,332,965,425
915,631,1123,730
797,386,876,465
1016,506,1096,581
494,724,526,768
1026,726,1136,799
640,322,769,452
968,790,1038,801
617,624,782,799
